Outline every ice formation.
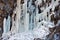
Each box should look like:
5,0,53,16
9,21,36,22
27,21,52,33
2,20,55,40
1,0,60,40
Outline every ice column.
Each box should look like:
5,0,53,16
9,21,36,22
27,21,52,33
28,0,36,30
3,15,10,33
3,18,6,33
16,0,21,33
6,15,10,32
23,0,29,31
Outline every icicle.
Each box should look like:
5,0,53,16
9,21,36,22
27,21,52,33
2,17,11,39
6,15,10,32
22,0,29,32
3,18,7,33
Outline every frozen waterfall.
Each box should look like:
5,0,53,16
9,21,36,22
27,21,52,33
2,0,60,40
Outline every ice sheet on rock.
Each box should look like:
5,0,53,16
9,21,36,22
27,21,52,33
37,20,55,28
47,22,55,28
